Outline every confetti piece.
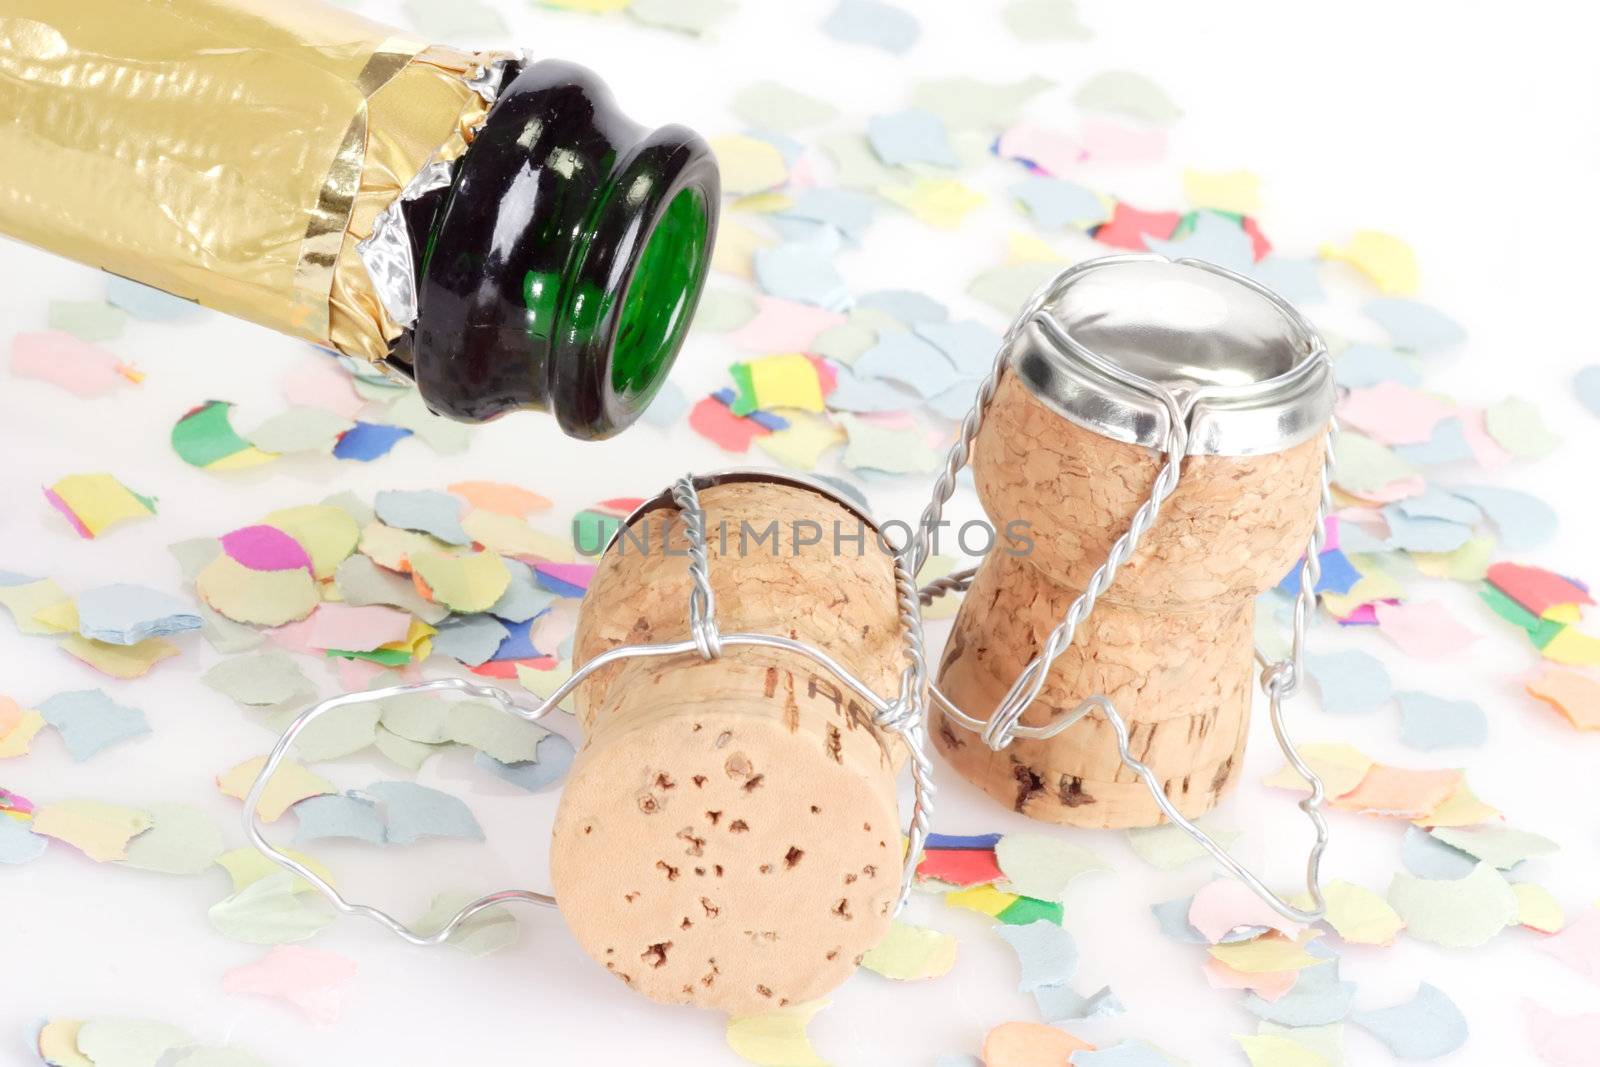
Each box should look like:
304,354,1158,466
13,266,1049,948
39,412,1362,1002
733,82,840,132
838,413,940,473
1002,0,1090,39
431,614,511,667
1538,908,1600,981
1387,862,1517,947
32,800,153,861
203,650,314,710
303,603,411,653
363,780,483,844
10,330,131,396
994,832,1108,900
197,554,319,626
917,846,1003,887
1126,817,1241,870
215,846,333,896
408,890,519,956
860,919,958,980
913,75,1052,129
374,490,472,546
172,401,275,470
108,275,199,320
222,944,357,1026
1074,69,1181,125
1035,984,1124,1024
1334,762,1462,818
121,804,225,874
292,793,385,845
410,551,510,614
37,689,149,760
982,1021,1093,1067
75,1019,194,1067
1451,486,1556,551
50,298,128,341
1093,201,1182,251
1203,958,1296,999
1525,1003,1600,1067
0,815,47,863
1374,601,1480,659
473,736,576,793
1482,396,1562,463
822,0,919,52
222,525,314,573
1181,168,1262,215
726,999,831,1067
291,700,380,761
1352,983,1468,1060
1190,879,1306,943
627,0,735,34
245,407,353,454
1401,825,1476,880
1514,882,1566,933
995,919,1078,992
1303,649,1392,714
878,178,986,229
1241,960,1354,1027
754,238,852,311
0,702,46,758
869,109,960,168
1316,880,1405,945
1525,666,1600,731
1209,934,1323,974
711,134,790,195
210,872,335,944
1430,823,1559,869
1395,691,1488,749
75,584,200,645
282,356,365,418
0,577,72,635
1264,743,1374,797
218,757,334,822
826,366,914,413
756,412,847,470
1336,381,1454,446
1234,1034,1330,1067
45,473,156,538
61,634,180,679
1011,176,1107,230
333,421,412,461
1320,230,1418,295
335,555,448,624
1363,298,1465,352
1575,365,1600,418
445,700,551,764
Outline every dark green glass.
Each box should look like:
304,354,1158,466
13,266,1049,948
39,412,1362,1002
386,59,719,439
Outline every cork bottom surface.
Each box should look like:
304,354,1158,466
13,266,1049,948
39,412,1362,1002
550,708,901,1014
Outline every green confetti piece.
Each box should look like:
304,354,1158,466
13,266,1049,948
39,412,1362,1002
49,299,128,342
998,895,1063,926
728,362,759,415
171,401,255,468
572,510,621,557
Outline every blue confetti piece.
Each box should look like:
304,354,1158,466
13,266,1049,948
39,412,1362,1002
490,613,546,662
374,490,471,545
1364,297,1466,352
994,919,1077,992
36,689,150,761
825,367,914,413
1450,485,1556,551
1392,487,1481,525
924,832,1002,850
489,560,555,624
1249,256,1324,304
747,128,806,166
928,379,983,420
0,817,48,865
854,332,961,398
432,614,512,667
106,275,200,322
1400,826,1477,880
710,389,790,431
1394,416,1475,465
1352,983,1468,1060
474,732,575,793
532,570,587,599
1010,176,1107,231
365,781,483,845
333,422,412,462
1336,521,1392,555
1150,896,1208,943
1242,960,1355,1026
1334,344,1421,388
1034,983,1124,1023
641,378,690,428
75,583,200,645
1277,548,1360,596
1381,507,1474,553
867,109,960,168
1303,649,1392,714
753,239,852,312
292,792,386,846
1396,691,1488,750
821,0,920,53
858,289,948,324
0,571,36,586
915,319,1003,378
1144,212,1253,272
775,188,879,244
1578,365,1600,418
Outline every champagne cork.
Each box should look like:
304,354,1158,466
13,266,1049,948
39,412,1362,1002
933,256,1335,830
551,476,908,1013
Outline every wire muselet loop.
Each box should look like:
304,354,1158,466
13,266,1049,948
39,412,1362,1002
243,472,939,945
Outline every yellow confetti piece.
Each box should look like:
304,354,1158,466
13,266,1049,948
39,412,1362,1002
1320,229,1419,295
726,999,830,1067
749,353,826,412
733,191,794,214
1183,168,1263,215
1263,742,1373,797
945,883,1020,917
36,1020,93,1067
879,177,986,229
860,920,958,980
358,522,457,572
711,219,773,280
1235,1033,1332,1067
515,661,574,711
1006,230,1066,265
32,800,153,861
31,596,79,634
1411,537,1494,581
378,617,437,661
0,578,74,635
195,554,320,626
265,505,360,580
1544,603,1584,624
1411,781,1500,828
1320,560,1405,619
755,412,845,470
215,846,335,895
45,473,156,537
217,757,335,822
711,134,790,196
460,510,573,562
412,551,511,614
0,707,46,758
1317,880,1405,945
206,446,277,471
60,634,179,679
1540,626,1600,667
1514,882,1566,933
1208,932,1323,974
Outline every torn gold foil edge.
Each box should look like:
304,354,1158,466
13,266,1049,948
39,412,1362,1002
0,0,510,363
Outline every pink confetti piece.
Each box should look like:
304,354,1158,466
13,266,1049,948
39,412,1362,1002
305,603,414,653
1200,958,1297,1001
283,357,366,419
1525,1002,1600,1067
1458,408,1513,472
1336,381,1456,446
996,123,1085,176
1538,909,1600,983
43,487,93,538
1078,117,1168,166
10,330,129,397
1189,879,1306,943
1375,600,1481,659
1331,764,1462,818
222,945,357,1025
726,296,847,353
1354,475,1429,504
221,525,314,574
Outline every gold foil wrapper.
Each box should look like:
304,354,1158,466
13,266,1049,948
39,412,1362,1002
0,0,502,361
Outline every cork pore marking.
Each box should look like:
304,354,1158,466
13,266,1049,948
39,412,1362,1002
553,481,908,1012
937,372,1324,829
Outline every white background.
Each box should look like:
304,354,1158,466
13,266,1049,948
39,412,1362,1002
3,0,1599,1064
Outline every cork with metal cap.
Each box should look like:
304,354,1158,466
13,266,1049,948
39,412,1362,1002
933,255,1336,829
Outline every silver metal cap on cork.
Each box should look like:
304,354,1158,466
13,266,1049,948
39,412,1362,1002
1010,254,1336,456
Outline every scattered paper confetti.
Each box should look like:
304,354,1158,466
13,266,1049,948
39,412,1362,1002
1538,908,1600,982
726,999,831,1067
362,780,483,845
1395,691,1488,749
982,1021,1094,1067
1316,880,1405,945
822,0,919,53
121,804,225,875
74,583,200,645
210,872,335,944
218,757,334,822
860,919,958,980
1351,983,1468,1060
37,689,149,760
995,920,1078,992
222,944,357,1025
1387,862,1517,947
995,833,1109,900
45,473,157,538
32,800,153,862
61,634,181,679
